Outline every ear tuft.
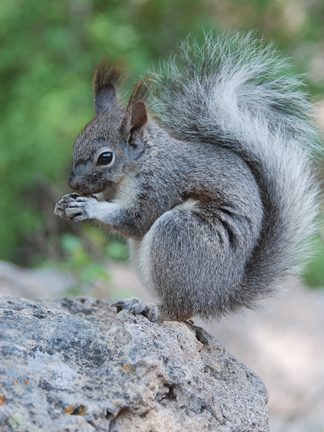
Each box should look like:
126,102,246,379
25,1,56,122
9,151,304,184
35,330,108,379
127,73,153,108
93,59,128,116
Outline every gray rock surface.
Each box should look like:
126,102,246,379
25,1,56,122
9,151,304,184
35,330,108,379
0,296,269,431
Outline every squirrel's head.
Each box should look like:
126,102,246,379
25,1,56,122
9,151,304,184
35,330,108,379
68,60,152,194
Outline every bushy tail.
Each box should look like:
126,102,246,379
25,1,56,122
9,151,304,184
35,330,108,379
151,32,321,306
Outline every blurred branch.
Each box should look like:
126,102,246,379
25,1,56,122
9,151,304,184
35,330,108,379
26,230,59,262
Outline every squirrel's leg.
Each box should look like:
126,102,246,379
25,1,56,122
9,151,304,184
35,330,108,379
128,203,255,322
54,194,148,238
54,194,122,223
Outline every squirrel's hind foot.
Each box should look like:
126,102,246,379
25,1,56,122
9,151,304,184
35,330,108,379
112,297,159,322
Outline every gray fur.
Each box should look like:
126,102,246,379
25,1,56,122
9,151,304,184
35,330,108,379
54,32,321,322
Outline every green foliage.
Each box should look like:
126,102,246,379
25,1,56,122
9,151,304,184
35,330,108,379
1,0,324,288
41,231,129,296
106,241,129,262
57,233,111,294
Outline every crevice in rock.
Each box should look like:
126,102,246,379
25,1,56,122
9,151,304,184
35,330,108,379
165,385,177,401
105,410,114,420
194,326,209,345
108,407,131,432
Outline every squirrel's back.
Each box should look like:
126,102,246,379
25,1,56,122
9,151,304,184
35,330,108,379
150,32,321,309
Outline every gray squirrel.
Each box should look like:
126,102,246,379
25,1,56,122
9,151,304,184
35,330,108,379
54,32,320,322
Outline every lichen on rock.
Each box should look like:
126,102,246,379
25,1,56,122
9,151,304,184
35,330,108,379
0,296,269,431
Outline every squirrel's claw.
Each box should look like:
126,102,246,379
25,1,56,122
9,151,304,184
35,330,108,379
112,297,159,323
54,193,102,222
54,193,89,221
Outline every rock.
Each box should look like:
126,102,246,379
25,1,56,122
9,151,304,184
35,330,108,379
0,296,269,431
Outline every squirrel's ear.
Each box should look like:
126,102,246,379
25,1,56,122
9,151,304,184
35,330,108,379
121,100,149,140
93,59,127,116
121,75,152,139
130,101,148,133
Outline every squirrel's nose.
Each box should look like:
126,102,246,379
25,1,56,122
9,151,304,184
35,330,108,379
68,172,80,190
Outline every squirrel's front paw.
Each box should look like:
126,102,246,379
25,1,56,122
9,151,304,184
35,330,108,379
54,194,98,221
112,297,159,322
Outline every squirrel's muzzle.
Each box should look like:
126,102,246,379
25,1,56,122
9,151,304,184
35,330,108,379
68,171,80,191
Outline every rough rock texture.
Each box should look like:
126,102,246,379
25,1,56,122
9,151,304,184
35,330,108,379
0,296,269,431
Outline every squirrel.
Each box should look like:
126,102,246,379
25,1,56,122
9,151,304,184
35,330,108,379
54,32,320,322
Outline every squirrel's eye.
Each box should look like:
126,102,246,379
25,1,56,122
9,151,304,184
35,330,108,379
97,152,113,166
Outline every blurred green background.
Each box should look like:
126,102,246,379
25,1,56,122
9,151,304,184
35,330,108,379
0,0,324,290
